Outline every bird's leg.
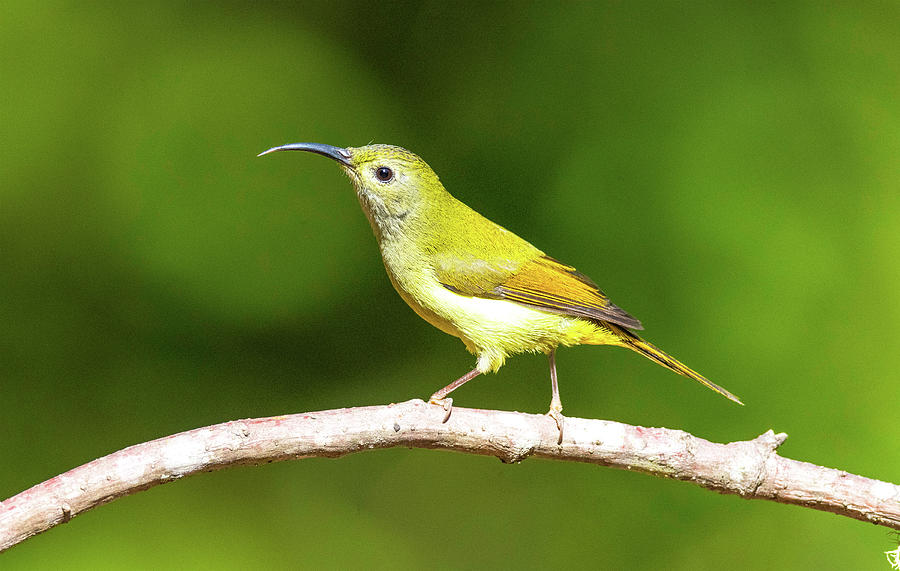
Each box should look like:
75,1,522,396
429,368,481,423
547,348,564,444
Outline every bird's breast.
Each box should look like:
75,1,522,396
377,241,597,370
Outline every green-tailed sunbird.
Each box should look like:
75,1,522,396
259,143,742,440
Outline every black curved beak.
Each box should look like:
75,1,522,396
257,143,353,167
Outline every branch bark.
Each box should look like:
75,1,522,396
2,399,899,552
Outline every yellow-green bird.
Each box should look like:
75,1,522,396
259,143,741,439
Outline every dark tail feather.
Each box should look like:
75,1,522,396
616,328,743,405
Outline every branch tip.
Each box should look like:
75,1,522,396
755,429,788,450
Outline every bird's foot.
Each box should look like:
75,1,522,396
547,406,565,445
428,396,454,423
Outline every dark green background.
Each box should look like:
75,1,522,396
3,2,898,568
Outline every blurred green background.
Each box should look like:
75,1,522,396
3,2,899,568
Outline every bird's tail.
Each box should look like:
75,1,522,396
614,326,743,405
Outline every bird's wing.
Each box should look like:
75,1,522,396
435,253,643,330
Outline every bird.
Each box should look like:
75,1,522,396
258,142,742,442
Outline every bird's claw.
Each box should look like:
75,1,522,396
547,407,564,444
429,397,454,423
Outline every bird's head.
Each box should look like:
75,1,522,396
258,143,447,239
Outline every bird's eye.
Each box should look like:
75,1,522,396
375,166,394,182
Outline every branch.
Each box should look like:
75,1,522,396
2,400,899,552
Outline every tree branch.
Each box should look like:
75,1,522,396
2,399,899,552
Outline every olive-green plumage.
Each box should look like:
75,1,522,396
259,142,741,437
